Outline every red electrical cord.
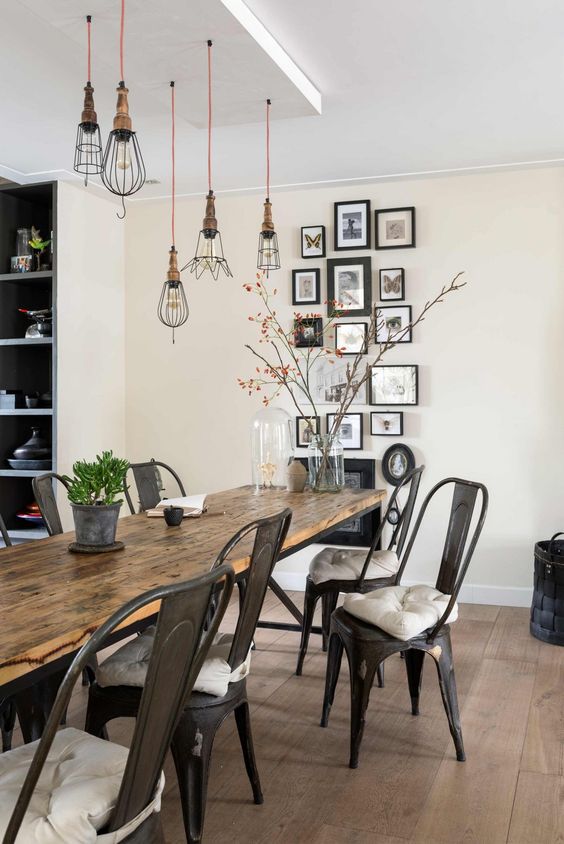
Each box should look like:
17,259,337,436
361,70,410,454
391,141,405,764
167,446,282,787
266,98,271,199
171,81,176,247
207,40,212,192
120,0,125,81
86,15,92,82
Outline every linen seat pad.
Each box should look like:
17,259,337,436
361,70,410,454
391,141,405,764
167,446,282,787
343,584,458,641
97,629,251,698
309,548,399,585
0,727,164,843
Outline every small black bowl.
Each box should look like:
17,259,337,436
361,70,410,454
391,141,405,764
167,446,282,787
163,505,184,526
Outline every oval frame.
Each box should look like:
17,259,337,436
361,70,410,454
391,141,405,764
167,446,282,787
381,443,415,486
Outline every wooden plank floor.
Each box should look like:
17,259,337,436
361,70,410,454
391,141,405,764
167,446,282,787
10,593,564,843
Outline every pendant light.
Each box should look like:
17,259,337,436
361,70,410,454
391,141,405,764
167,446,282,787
158,82,189,343
257,99,280,274
101,0,145,215
74,15,103,185
182,40,232,280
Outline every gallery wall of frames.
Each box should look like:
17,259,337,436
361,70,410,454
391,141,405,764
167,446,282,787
294,201,419,493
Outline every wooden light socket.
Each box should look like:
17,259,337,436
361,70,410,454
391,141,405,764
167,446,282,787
112,83,133,132
167,247,180,283
262,199,275,233
81,83,98,125
202,190,218,232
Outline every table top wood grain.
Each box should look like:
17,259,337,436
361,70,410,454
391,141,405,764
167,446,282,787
0,485,384,688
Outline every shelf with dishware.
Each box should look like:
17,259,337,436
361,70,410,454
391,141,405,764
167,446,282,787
0,338,52,346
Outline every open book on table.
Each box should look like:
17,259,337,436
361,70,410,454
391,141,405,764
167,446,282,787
146,494,207,518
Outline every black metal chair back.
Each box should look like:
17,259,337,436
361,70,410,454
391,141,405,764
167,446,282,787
124,459,187,513
0,511,11,547
358,465,425,585
3,564,234,843
214,509,292,671
395,477,489,641
32,473,69,536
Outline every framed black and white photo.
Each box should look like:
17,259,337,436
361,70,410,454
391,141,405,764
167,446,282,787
334,200,371,250
310,356,366,404
292,269,320,305
381,443,415,486
295,415,320,448
327,412,363,450
379,268,404,301
375,207,416,250
327,257,372,317
301,225,326,259
370,364,418,406
335,322,367,356
294,317,323,348
370,411,403,436
375,305,412,343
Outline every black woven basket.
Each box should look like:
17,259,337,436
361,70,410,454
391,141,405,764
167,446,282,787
531,532,564,645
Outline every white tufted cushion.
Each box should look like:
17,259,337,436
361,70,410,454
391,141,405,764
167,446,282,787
309,547,399,585
343,585,458,641
0,727,164,843
97,629,251,699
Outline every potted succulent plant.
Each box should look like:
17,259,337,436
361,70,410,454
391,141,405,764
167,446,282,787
65,451,129,549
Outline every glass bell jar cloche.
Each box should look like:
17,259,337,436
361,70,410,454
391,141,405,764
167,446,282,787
251,407,293,491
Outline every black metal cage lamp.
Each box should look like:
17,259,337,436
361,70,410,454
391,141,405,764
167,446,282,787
74,16,103,184
257,99,280,274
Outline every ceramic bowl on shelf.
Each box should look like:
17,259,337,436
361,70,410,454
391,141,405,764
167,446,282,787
7,458,52,470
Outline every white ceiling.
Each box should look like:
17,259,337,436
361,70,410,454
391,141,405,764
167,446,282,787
2,0,564,197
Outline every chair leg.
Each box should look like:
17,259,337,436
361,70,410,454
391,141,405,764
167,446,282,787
237,577,247,612
234,701,263,804
347,646,383,769
321,590,339,652
171,713,217,844
1,699,16,752
321,630,344,728
405,648,425,715
430,635,465,762
296,581,320,676
376,662,385,688
84,688,116,740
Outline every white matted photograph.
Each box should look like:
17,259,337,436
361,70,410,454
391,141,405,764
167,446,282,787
295,415,320,447
292,269,320,305
375,207,416,249
379,268,405,301
327,412,363,449
370,411,404,436
310,357,367,404
301,225,326,259
375,305,412,343
370,364,418,405
334,200,371,250
335,322,367,355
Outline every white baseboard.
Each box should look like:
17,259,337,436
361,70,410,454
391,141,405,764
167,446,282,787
272,572,532,608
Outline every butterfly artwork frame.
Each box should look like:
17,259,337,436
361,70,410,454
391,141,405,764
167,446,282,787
301,225,326,259
379,268,405,301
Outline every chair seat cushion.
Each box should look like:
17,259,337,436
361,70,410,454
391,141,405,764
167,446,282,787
343,584,458,641
0,727,164,843
309,547,399,585
97,629,251,699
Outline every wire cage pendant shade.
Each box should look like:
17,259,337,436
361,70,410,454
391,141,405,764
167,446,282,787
101,83,146,198
257,99,280,274
74,16,103,183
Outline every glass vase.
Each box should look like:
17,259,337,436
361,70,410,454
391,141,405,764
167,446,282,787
251,407,293,491
307,434,345,492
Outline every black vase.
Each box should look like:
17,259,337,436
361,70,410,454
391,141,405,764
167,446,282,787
13,427,52,460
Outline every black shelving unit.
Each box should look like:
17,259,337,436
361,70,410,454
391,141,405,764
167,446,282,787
0,181,56,542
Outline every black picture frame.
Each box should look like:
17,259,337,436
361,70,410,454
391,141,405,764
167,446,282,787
370,364,419,406
379,268,405,301
301,225,326,259
295,457,379,547
375,305,413,343
375,207,416,250
381,443,416,486
334,321,368,356
294,317,323,348
327,256,372,317
334,200,371,251
370,411,404,436
326,412,363,450
292,268,321,305
295,415,320,448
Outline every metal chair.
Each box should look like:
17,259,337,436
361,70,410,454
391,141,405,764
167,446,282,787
296,466,424,677
0,514,16,753
32,472,69,536
321,477,488,769
85,508,292,844
124,459,186,514
0,511,9,548
0,564,235,843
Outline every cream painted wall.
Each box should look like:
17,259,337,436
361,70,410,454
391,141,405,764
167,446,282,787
124,166,564,604
56,182,126,529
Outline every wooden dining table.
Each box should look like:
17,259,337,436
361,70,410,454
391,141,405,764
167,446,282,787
0,485,385,716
